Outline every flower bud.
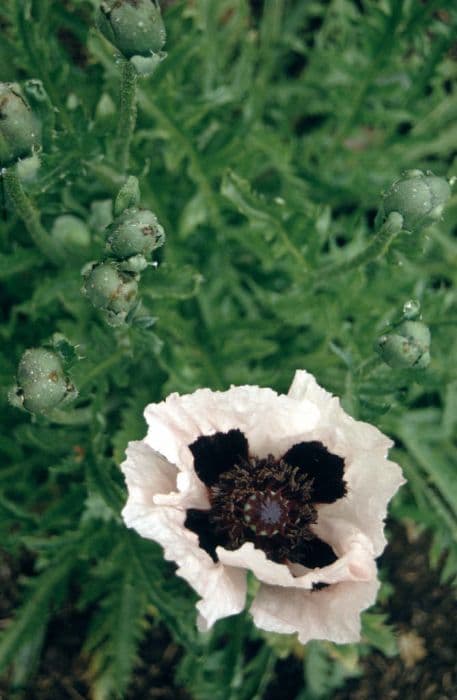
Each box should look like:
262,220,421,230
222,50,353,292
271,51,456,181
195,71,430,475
378,170,451,232
114,176,140,217
51,215,91,251
106,207,165,259
11,348,74,414
97,0,166,59
0,83,41,168
82,261,139,326
376,320,431,369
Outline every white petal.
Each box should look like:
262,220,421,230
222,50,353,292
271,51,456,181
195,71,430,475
121,440,246,628
250,577,380,644
288,370,393,456
317,457,405,556
144,384,320,468
121,440,208,512
288,370,404,556
288,369,336,409
121,440,178,516
217,520,376,590
123,493,246,628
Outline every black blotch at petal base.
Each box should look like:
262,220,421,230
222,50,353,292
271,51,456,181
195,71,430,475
189,429,249,487
283,441,347,503
184,509,221,562
289,536,338,568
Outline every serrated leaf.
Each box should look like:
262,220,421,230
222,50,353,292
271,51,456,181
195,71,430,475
361,613,398,657
0,248,43,279
0,553,75,673
142,263,204,301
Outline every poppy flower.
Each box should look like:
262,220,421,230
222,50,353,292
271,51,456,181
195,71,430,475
121,370,404,643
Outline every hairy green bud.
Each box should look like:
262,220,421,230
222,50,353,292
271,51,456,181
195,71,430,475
114,176,141,217
106,207,165,259
97,0,166,59
51,215,91,251
376,320,431,369
11,348,75,414
82,261,139,326
378,170,451,232
0,83,41,168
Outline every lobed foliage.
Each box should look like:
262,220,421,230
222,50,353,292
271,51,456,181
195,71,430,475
1,1,456,698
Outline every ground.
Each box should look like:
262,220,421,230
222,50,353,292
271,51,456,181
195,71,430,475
1,524,455,699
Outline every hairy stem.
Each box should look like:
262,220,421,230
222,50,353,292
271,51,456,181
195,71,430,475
354,355,382,380
2,167,62,264
115,59,138,173
316,212,404,281
46,406,93,425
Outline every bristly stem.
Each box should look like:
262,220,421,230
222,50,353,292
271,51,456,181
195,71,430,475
2,167,62,264
46,406,93,425
115,59,138,173
316,211,404,281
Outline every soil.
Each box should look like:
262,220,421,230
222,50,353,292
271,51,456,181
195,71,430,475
1,524,455,700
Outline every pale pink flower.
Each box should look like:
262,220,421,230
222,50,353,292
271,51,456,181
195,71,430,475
121,370,404,644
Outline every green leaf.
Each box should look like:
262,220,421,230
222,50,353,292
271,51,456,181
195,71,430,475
361,613,398,657
0,553,75,673
398,412,457,520
142,263,204,301
0,248,43,279
84,546,148,700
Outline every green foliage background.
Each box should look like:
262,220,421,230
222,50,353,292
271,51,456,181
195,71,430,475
1,0,456,698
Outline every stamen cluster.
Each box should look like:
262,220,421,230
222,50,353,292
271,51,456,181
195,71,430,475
208,456,317,563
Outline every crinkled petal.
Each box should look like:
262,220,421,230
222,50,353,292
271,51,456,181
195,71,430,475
121,441,246,628
217,519,376,590
288,370,405,555
316,456,405,556
288,370,393,455
121,440,178,518
250,577,380,644
132,507,246,628
144,385,321,472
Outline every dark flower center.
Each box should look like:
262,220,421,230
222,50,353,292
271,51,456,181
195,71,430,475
246,491,286,533
185,429,347,573
208,454,318,562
